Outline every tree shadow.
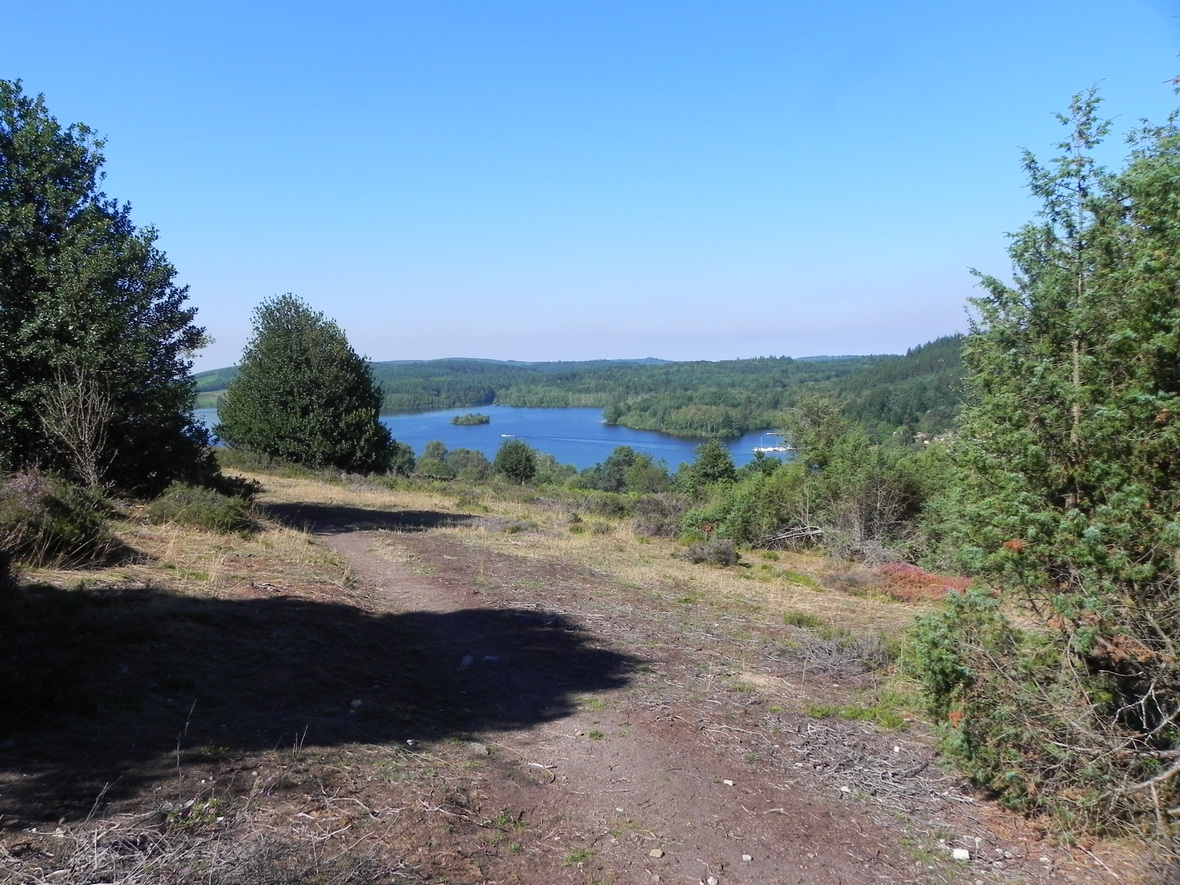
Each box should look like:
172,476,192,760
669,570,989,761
262,500,478,534
0,581,641,822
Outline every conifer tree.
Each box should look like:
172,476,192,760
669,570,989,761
915,90,1180,826
216,295,394,473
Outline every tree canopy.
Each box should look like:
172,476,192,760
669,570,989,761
215,295,394,473
493,438,537,485
0,80,211,494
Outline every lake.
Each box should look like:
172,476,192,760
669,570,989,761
195,406,789,472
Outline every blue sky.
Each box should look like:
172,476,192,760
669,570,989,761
5,2,1180,370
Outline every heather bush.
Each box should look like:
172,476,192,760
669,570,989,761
0,468,112,567
681,538,739,567
631,493,689,538
146,482,255,534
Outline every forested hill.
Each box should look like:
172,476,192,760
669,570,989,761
834,335,965,438
194,338,965,439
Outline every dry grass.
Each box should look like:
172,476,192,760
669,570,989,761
211,470,933,638
32,511,352,603
438,514,924,636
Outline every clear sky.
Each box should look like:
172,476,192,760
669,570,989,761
5,2,1180,370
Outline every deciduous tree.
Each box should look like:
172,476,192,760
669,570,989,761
493,439,537,485
0,80,211,494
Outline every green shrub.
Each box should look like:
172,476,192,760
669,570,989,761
0,469,113,567
782,610,823,629
907,589,1167,823
146,482,255,534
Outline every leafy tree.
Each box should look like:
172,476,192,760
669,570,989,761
493,438,537,484
388,440,415,477
624,453,672,493
413,440,452,478
783,395,851,470
578,446,671,494
216,295,394,473
916,91,1180,826
446,448,491,482
0,80,211,494
678,441,736,498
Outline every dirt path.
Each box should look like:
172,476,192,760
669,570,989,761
0,491,1138,884
300,508,1124,885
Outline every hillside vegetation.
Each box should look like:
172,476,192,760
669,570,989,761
195,337,965,440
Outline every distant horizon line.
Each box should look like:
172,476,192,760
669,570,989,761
192,345,956,377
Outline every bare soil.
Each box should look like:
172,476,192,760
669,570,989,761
0,476,1147,884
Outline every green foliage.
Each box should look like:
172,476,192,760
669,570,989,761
782,610,823,628
202,347,968,442
451,412,491,425
493,439,538,485
413,441,492,482
631,493,690,538
216,295,396,474
0,469,112,567
678,441,737,498
577,446,671,494
917,90,1180,827
0,80,212,495
687,411,932,557
834,335,965,441
388,440,416,477
446,448,491,482
145,482,255,534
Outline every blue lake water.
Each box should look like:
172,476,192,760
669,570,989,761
195,406,789,472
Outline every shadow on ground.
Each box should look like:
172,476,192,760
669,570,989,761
0,580,640,822
262,501,479,534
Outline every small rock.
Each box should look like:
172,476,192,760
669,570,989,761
468,742,489,755
722,779,734,786
649,848,665,858
742,854,753,862
952,848,970,861
350,699,363,710
458,654,473,670
707,877,719,885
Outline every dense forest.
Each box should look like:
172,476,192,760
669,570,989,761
195,335,964,440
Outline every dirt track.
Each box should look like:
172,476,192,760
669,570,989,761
288,498,1126,885
0,488,1138,884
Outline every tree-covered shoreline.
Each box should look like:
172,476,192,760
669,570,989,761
195,339,964,441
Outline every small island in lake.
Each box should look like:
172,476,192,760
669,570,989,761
451,413,491,426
